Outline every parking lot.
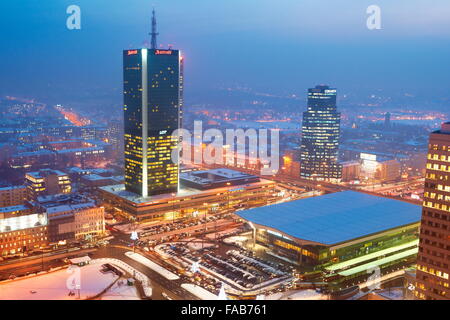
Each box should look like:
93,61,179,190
158,240,293,294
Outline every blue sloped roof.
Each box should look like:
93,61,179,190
236,191,421,245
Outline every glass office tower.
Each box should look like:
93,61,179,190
123,48,183,197
300,85,342,181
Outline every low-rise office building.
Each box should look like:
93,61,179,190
34,194,105,243
360,153,401,182
340,161,361,182
80,174,124,188
99,168,277,221
25,169,71,200
0,213,48,256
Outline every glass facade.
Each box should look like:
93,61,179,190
123,48,183,197
300,85,342,180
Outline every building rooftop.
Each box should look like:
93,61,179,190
13,149,55,157
68,167,113,175
0,205,29,214
55,147,104,154
340,146,409,159
182,168,257,182
82,174,109,181
180,168,260,190
26,169,68,179
99,184,210,204
339,160,360,166
46,201,96,215
68,167,93,174
100,177,274,205
48,140,80,144
0,185,26,191
36,193,93,208
236,191,421,246
435,122,450,135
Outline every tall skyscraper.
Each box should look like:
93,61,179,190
415,122,450,300
300,85,342,181
385,112,391,128
123,10,183,197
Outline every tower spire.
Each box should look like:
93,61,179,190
150,8,158,49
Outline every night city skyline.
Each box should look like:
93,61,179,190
0,0,450,310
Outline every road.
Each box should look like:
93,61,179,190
0,244,199,299
0,248,96,277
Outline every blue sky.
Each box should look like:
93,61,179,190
1,0,450,103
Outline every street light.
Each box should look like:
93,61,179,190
171,193,176,223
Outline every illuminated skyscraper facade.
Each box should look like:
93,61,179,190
415,122,450,300
300,85,342,180
123,48,183,197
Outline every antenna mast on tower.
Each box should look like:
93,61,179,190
150,8,159,49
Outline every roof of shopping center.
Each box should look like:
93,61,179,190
236,191,421,245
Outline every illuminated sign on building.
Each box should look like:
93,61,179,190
361,153,377,161
155,50,172,55
127,50,138,55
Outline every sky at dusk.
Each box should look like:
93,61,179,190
1,0,450,106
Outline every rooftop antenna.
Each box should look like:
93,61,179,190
150,8,158,49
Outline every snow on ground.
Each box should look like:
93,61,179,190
95,258,152,298
154,242,215,259
264,292,284,300
187,242,215,251
223,236,248,245
0,259,151,300
181,283,218,300
100,280,140,300
283,290,328,300
125,251,180,280
0,261,118,300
